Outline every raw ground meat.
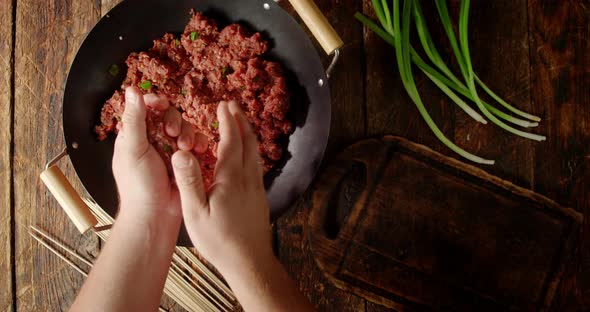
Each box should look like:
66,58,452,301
95,11,291,188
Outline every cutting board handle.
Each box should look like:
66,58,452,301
309,159,370,249
40,165,98,234
288,0,344,55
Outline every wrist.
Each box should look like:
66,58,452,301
116,203,182,242
118,200,181,226
215,243,277,279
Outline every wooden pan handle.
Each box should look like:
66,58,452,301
40,165,97,234
288,0,344,55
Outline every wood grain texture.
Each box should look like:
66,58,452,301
308,137,581,310
527,1,590,309
13,0,101,310
100,0,121,16
0,1,14,311
275,0,368,311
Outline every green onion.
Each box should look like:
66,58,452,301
252,76,260,83
413,1,463,87
181,89,187,96
457,0,544,141
212,121,219,129
163,144,172,153
380,0,393,33
108,64,120,77
414,0,541,131
435,0,541,123
139,80,152,90
115,116,121,122
474,74,541,122
355,0,546,164
174,39,180,46
190,31,198,41
355,13,536,128
393,0,494,164
371,0,389,33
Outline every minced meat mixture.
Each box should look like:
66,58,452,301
95,12,291,188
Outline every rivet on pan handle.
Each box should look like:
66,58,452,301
40,148,110,234
288,0,343,78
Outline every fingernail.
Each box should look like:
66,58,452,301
173,151,192,168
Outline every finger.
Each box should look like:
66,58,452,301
163,108,182,137
172,151,208,219
193,133,209,154
120,86,148,155
227,101,261,179
215,101,242,179
178,120,196,151
144,93,170,111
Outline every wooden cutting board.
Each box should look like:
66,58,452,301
308,136,582,311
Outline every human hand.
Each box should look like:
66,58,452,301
112,86,202,221
172,100,273,271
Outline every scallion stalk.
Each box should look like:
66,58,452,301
392,0,494,164
355,0,546,164
435,0,541,123
458,0,545,141
355,12,538,128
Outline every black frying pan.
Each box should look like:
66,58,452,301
40,0,343,246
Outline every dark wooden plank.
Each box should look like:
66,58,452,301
449,0,535,187
0,0,14,311
13,0,101,310
527,1,590,309
275,0,367,311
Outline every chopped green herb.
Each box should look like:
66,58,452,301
212,121,219,129
252,76,260,83
116,116,121,122
162,144,172,153
139,80,152,90
108,64,120,77
221,66,233,77
174,39,180,46
190,31,199,41
181,89,187,96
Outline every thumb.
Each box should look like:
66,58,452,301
172,151,208,220
119,86,148,156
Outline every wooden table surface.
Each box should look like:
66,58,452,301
1,0,589,311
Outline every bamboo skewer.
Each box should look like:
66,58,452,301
82,197,237,312
29,226,168,312
176,247,235,301
31,226,93,267
29,227,88,277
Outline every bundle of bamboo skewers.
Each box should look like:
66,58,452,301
30,197,238,312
